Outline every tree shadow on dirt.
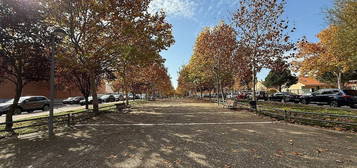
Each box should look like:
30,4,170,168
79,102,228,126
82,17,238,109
0,101,356,168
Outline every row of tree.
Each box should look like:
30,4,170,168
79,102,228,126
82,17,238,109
177,0,295,103
0,0,175,132
178,0,357,99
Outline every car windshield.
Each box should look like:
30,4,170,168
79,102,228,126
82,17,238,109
343,90,357,96
4,97,29,103
286,92,296,95
101,95,109,98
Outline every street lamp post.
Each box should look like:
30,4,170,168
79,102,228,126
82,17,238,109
49,28,67,137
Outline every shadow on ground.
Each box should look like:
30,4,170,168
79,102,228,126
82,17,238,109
0,99,356,168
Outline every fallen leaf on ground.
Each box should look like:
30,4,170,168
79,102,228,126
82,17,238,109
336,160,343,164
290,152,304,156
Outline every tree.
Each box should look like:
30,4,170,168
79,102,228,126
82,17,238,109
56,63,92,110
0,0,50,132
112,60,174,98
328,0,357,64
47,0,171,112
47,0,117,114
177,65,194,96
317,71,357,87
209,22,236,101
264,70,297,92
108,1,174,105
232,0,295,105
182,22,236,101
233,46,253,90
265,59,297,91
294,26,353,89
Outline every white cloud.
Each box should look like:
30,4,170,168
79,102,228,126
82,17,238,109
148,0,197,18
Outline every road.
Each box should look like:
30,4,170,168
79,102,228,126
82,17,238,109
0,99,356,168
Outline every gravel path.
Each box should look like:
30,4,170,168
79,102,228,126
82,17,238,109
0,99,356,168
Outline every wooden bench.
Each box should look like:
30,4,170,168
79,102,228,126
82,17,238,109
224,99,238,109
115,103,126,112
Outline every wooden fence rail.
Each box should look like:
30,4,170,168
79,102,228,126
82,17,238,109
0,111,95,134
231,101,357,131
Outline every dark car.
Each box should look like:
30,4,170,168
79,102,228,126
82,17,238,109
71,96,84,104
62,97,74,104
300,89,357,108
100,94,116,102
254,91,269,101
79,96,103,106
0,96,50,115
269,92,300,103
63,96,84,104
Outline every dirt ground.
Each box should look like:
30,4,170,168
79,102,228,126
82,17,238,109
0,99,356,168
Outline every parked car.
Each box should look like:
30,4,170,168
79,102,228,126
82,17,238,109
71,96,84,104
134,95,141,99
236,91,250,100
113,94,124,101
0,96,50,115
300,89,357,108
100,94,116,102
269,92,300,103
248,91,268,101
62,97,74,104
63,96,84,104
79,96,102,106
227,93,238,99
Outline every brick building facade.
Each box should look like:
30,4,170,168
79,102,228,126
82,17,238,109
0,80,108,99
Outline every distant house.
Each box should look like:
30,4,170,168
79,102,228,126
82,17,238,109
345,80,357,90
255,81,267,91
287,77,330,94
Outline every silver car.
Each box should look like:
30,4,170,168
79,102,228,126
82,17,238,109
0,96,50,115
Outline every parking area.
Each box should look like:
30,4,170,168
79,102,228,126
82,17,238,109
0,99,356,168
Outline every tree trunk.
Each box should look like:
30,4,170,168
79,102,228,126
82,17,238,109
251,64,257,111
90,74,99,115
216,79,219,105
278,85,282,92
124,79,129,105
6,81,23,133
200,88,203,98
220,80,225,101
84,95,89,110
337,72,342,89
252,65,257,101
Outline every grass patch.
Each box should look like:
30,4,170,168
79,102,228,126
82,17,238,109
236,100,357,130
256,101,357,116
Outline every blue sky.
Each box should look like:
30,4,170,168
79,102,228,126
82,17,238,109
149,0,334,88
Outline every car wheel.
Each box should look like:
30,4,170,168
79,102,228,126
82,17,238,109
15,107,22,115
27,110,34,113
350,105,356,109
42,105,49,111
301,99,308,104
330,100,340,107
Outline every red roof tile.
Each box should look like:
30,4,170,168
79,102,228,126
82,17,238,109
299,77,327,86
